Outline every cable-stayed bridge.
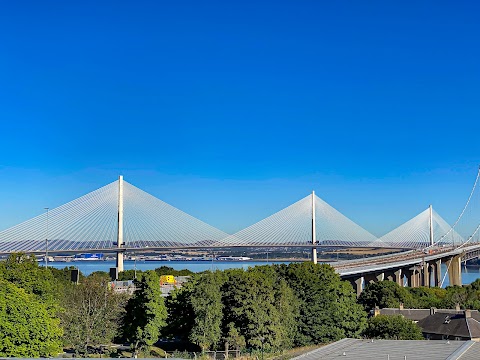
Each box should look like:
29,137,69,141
0,177,468,252
1,170,480,289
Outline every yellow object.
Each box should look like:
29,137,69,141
160,275,175,284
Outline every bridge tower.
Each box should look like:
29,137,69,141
116,175,124,273
429,204,434,247
312,191,317,264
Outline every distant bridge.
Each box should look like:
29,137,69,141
1,170,480,287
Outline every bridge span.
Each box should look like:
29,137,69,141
335,244,480,296
0,170,480,288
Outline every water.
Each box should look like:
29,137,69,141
47,260,295,275
46,260,480,287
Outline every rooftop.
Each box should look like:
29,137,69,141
292,338,480,360
417,312,480,339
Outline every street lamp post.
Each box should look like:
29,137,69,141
44,207,49,269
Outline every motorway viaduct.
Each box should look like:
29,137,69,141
335,244,480,297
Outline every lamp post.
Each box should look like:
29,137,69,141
44,207,49,269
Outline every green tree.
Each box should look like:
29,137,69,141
224,322,246,352
60,273,127,356
358,281,414,311
123,270,168,352
222,267,298,351
154,266,193,277
0,253,59,307
163,281,195,341
408,287,447,308
0,280,63,357
363,315,423,340
119,269,143,281
189,271,225,351
281,262,367,345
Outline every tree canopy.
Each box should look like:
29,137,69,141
0,280,63,357
123,270,168,352
363,315,423,340
60,273,127,356
280,262,367,345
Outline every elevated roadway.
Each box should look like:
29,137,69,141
334,244,480,296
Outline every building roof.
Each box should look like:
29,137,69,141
417,312,480,339
379,308,431,321
379,308,480,322
292,338,479,360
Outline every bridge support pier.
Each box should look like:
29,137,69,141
433,259,442,287
348,276,364,298
311,191,317,265
405,267,421,288
448,255,462,286
116,175,124,276
394,269,403,287
384,269,403,286
364,272,384,284
422,263,430,287
385,270,394,282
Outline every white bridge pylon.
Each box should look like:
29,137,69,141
377,207,464,249
216,194,379,248
0,178,230,253
0,177,465,254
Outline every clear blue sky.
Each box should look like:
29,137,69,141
0,1,479,236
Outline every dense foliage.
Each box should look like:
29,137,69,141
5,252,480,357
359,280,480,311
60,273,127,356
363,315,424,340
122,270,168,352
279,263,366,344
119,266,194,281
164,263,366,351
0,280,63,357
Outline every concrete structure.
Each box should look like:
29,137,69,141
338,247,468,296
429,204,434,247
448,254,462,286
108,280,136,295
116,175,124,274
292,338,480,360
311,191,317,265
160,276,190,297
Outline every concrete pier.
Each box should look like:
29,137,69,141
116,175,124,275
448,255,462,286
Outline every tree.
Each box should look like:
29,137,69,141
154,266,193,276
0,280,63,357
408,287,447,309
163,281,195,341
224,322,246,352
123,270,168,352
0,253,60,307
60,273,127,356
358,281,414,311
222,267,298,351
189,271,225,351
363,315,423,340
119,269,143,281
281,262,367,345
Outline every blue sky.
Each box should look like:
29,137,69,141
0,1,479,236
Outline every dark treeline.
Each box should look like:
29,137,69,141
358,279,480,311
163,263,366,352
2,253,480,357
